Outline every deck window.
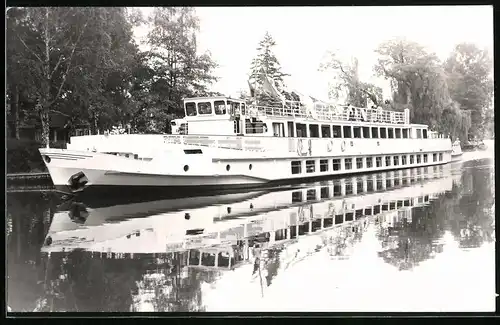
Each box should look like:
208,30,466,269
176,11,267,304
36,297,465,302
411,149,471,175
380,128,387,138
410,154,415,164
376,156,382,167
423,154,428,163
291,161,302,174
395,128,401,138
433,153,437,162
309,124,320,138
402,155,407,165
320,187,330,199
296,123,307,137
376,175,383,190
416,129,422,139
306,160,315,173
332,125,342,138
374,205,381,214
320,159,329,172
363,127,370,138
402,129,409,138
214,100,226,115
417,155,421,164
343,126,352,138
333,182,341,196
423,129,428,139
332,159,342,171
393,156,399,166
353,127,362,138
366,157,373,168
367,180,374,192
439,153,443,161
385,156,391,167
321,125,331,138
307,189,316,201
388,128,394,139
292,191,303,203
356,179,363,194
345,181,353,195
344,158,352,170
371,127,379,138
356,157,363,169
198,102,212,115
185,102,197,116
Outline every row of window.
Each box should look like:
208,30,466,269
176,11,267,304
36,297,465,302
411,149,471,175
185,101,246,116
291,123,428,139
291,152,444,174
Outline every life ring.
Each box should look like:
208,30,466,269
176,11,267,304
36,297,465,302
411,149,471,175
327,139,334,152
297,139,304,156
341,141,346,152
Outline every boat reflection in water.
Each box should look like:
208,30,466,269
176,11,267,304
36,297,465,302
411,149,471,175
37,164,466,311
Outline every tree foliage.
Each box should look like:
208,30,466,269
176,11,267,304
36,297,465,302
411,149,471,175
444,43,493,140
319,52,383,107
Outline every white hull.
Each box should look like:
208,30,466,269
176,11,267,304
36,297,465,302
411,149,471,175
39,134,453,194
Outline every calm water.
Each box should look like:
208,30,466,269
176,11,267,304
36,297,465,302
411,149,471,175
6,150,496,313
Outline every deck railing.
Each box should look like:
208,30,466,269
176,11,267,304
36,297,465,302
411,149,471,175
248,103,408,125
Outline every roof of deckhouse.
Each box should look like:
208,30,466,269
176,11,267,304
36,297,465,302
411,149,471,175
183,96,244,102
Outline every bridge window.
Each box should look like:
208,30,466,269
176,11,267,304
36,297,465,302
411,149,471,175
332,125,342,138
197,102,212,115
214,100,226,115
309,124,320,138
439,153,443,161
423,154,428,163
185,102,197,116
416,155,421,163
423,129,428,139
395,128,401,138
402,155,407,165
380,128,387,138
393,156,399,166
433,153,437,162
321,125,331,138
363,127,370,138
376,157,382,167
388,128,394,138
353,126,362,138
343,126,352,138
402,128,409,138
416,129,422,139
356,158,363,169
371,127,379,138
385,156,391,166
410,154,415,164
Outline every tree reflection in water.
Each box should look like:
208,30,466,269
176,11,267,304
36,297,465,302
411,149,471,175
376,158,495,271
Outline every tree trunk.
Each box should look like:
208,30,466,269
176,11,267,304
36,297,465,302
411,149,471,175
12,84,20,139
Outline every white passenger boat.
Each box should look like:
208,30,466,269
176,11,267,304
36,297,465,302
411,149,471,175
39,79,453,195
41,165,458,260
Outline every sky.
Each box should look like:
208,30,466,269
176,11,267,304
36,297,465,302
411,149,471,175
135,6,493,102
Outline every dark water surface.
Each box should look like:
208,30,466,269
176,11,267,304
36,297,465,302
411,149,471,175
6,152,496,312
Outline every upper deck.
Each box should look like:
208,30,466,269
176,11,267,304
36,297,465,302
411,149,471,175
182,96,410,126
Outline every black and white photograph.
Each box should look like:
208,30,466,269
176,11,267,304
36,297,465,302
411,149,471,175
6,5,495,314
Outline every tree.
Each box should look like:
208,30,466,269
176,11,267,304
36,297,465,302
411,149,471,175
6,7,140,145
142,7,219,132
248,32,292,106
319,51,383,107
444,43,493,141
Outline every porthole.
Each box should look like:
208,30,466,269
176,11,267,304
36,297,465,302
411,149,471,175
227,207,232,214
249,164,253,170
184,165,189,172
226,164,230,171
184,213,191,220
43,155,51,163
250,203,254,210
